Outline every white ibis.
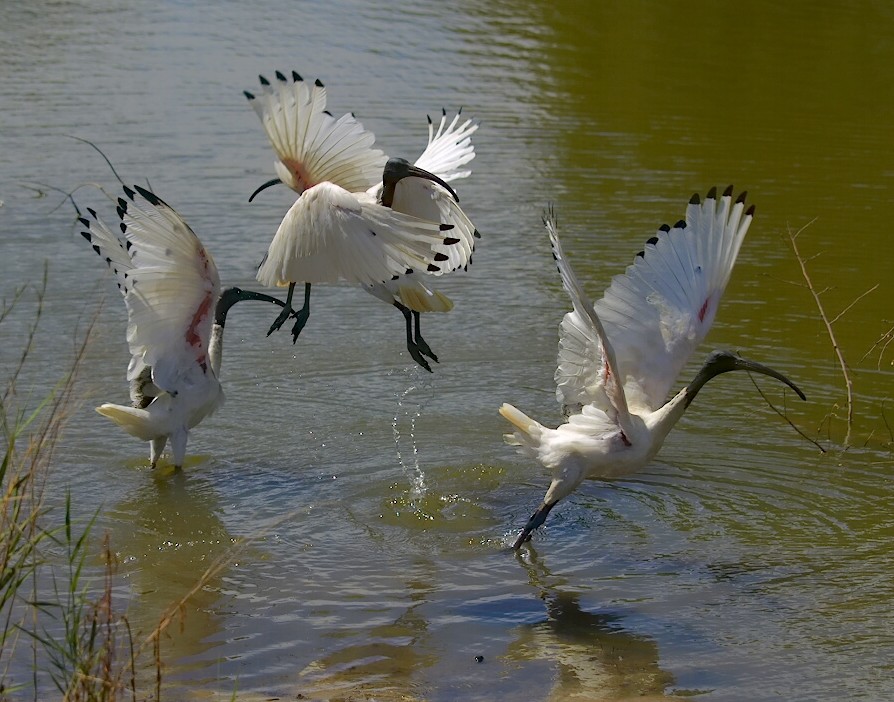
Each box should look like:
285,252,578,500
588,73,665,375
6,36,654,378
500,188,806,549
245,71,479,370
79,184,288,470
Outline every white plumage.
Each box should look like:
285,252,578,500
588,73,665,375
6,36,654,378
246,71,479,369
79,185,286,470
80,185,223,469
501,188,806,549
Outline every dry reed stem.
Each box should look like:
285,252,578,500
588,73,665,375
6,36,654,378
748,374,825,453
786,221,876,447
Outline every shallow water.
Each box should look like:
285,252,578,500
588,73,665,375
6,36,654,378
3,1,894,699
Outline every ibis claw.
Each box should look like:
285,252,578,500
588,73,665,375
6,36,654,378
290,308,310,344
414,336,439,364
266,307,292,337
408,343,433,373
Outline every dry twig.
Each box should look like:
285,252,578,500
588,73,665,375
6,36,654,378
786,221,876,447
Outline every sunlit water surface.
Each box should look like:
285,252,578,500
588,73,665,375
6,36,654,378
3,1,894,700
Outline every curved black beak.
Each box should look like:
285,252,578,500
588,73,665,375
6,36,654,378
248,177,283,203
381,157,459,208
215,286,288,328
686,350,807,407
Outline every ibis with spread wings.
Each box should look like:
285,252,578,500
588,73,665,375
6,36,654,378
500,188,806,549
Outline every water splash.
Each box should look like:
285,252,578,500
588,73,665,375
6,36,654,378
391,366,433,502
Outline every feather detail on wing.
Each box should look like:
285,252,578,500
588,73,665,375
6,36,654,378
385,177,478,273
413,108,478,182
544,207,632,433
246,71,387,194
256,182,458,287
554,187,754,414
114,185,220,393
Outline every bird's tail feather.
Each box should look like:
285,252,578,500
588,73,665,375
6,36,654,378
96,403,158,441
398,283,453,313
499,403,545,457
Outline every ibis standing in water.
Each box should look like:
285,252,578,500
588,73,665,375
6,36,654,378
79,185,288,470
245,71,479,371
500,188,806,549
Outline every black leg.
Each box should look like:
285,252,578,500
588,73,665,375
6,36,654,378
512,501,556,550
394,302,432,372
411,310,439,364
290,283,312,343
267,282,296,336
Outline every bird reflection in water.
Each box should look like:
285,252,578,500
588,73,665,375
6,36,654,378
105,470,238,685
511,547,680,701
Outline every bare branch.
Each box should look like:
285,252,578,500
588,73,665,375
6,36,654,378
749,373,826,453
65,135,127,185
860,323,894,369
787,222,855,446
828,283,878,326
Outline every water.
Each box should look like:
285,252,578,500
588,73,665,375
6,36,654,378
2,1,894,699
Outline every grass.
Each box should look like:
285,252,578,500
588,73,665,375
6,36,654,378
1,271,140,700
0,268,255,700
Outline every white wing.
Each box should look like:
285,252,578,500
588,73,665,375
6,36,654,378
413,108,478,182
386,177,478,274
78,206,135,294
101,185,220,395
246,71,387,194
256,182,457,288
554,187,753,414
544,208,632,434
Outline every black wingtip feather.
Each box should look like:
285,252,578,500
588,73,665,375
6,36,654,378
659,223,670,232
244,90,255,100
746,204,756,216
427,264,440,272
275,70,287,82
689,193,700,205
707,186,718,199
259,74,270,86
315,78,324,87
723,184,734,197
122,185,136,200
292,71,302,82
434,253,449,262
134,184,160,206
674,219,686,229
736,190,748,204
439,223,454,231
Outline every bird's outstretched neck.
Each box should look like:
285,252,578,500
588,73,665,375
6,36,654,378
684,350,807,408
210,287,292,379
